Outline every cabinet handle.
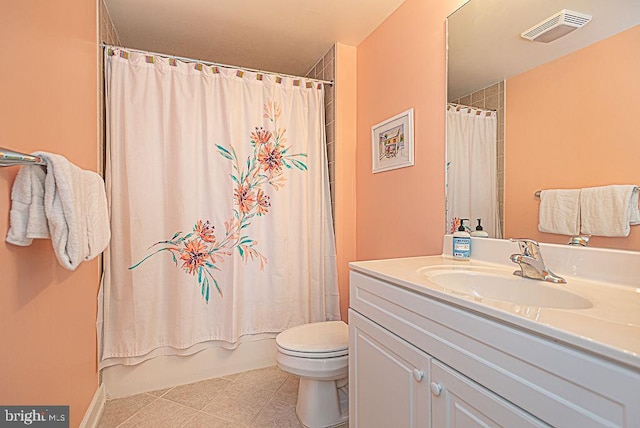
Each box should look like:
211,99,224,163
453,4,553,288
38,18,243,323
430,382,442,396
412,369,424,382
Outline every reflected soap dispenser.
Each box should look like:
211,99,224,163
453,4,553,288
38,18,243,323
471,219,489,238
452,219,471,260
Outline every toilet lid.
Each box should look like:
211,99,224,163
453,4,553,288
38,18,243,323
276,321,348,355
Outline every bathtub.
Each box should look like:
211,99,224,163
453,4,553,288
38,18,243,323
101,337,277,398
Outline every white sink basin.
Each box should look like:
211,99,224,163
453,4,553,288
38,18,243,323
420,266,592,310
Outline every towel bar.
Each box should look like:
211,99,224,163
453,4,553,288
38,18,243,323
0,147,46,167
535,186,638,199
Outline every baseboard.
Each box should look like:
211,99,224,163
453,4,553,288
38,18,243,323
79,384,106,428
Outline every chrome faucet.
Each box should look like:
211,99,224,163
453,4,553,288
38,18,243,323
509,238,566,284
568,235,590,247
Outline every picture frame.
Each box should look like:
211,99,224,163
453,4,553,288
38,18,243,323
371,108,414,173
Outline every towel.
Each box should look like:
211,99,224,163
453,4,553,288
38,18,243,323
629,187,640,226
580,185,640,237
538,189,581,235
6,152,110,270
6,164,49,245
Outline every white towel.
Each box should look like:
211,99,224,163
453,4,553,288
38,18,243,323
538,189,581,235
6,152,110,270
629,187,640,226
6,164,49,245
580,185,640,237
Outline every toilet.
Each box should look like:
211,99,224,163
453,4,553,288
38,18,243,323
276,320,349,428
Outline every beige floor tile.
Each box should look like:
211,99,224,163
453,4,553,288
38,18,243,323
220,372,243,381
201,383,272,425
96,367,344,428
148,387,172,397
277,376,299,398
163,377,232,410
118,398,198,428
235,365,288,393
181,412,242,427
252,393,302,428
97,393,156,428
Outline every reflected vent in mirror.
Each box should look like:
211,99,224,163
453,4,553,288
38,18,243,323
521,9,592,43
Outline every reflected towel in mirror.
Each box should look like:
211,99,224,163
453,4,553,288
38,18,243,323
538,189,581,236
580,185,639,237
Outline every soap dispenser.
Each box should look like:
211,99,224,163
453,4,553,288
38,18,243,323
471,219,489,238
452,219,471,260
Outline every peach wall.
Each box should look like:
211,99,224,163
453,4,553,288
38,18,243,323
0,1,99,426
356,0,467,261
335,43,357,321
505,25,640,251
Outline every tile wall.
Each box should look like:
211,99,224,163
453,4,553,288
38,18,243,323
306,45,336,226
452,81,505,235
98,0,121,176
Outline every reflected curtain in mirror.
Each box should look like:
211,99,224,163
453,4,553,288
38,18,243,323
446,106,501,238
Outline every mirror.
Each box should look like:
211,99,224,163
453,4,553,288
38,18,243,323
447,0,640,251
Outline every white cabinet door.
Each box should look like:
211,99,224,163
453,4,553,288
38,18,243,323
349,309,431,428
431,360,549,428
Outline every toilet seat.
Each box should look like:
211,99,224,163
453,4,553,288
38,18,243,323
277,345,348,359
276,321,348,359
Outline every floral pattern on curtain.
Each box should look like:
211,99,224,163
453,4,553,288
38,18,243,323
130,102,308,302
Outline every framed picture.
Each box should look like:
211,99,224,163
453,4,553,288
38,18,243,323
371,108,414,173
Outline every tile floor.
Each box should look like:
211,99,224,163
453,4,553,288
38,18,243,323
97,365,349,428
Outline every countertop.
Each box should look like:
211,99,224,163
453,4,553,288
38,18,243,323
350,254,640,371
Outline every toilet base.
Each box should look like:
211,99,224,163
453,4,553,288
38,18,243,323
296,377,349,428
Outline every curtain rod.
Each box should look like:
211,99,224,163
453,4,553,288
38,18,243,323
101,44,334,87
447,102,495,112
447,102,496,116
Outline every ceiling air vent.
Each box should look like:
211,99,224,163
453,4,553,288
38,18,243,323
521,9,592,43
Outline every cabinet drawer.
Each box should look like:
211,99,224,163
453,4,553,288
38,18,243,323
350,270,640,427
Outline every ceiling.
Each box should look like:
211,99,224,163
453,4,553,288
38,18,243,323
104,0,406,77
448,0,640,100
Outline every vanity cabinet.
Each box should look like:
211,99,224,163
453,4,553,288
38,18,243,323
350,309,546,427
349,269,640,427
349,310,431,427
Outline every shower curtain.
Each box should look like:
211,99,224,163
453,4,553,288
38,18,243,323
446,106,501,238
99,49,340,367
